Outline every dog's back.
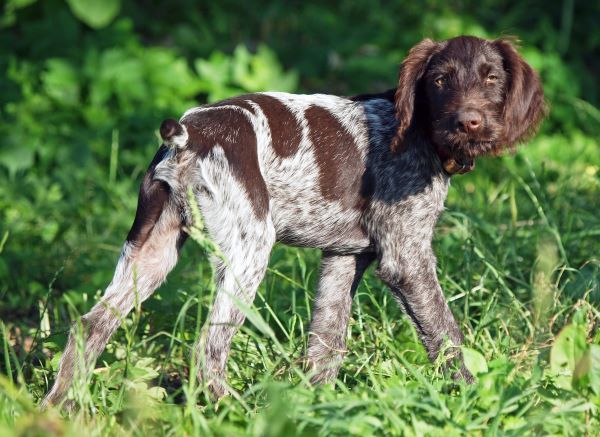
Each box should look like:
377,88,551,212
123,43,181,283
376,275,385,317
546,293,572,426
158,92,400,254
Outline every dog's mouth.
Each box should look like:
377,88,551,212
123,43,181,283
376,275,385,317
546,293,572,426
461,139,498,155
432,126,500,159
433,135,497,156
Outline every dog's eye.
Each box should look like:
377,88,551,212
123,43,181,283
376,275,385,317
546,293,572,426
434,76,445,87
485,74,498,85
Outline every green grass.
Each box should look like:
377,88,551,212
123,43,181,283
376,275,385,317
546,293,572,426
0,132,599,436
1,1,600,434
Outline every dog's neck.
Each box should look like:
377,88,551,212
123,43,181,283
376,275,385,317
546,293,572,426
349,89,475,176
352,90,474,176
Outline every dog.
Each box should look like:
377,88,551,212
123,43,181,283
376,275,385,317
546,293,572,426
41,35,545,408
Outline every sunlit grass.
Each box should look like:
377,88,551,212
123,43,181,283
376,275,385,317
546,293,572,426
1,133,599,435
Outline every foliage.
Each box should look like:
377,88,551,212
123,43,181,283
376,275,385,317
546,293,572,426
0,0,599,435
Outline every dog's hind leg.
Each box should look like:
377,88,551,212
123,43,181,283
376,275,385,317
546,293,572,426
194,231,274,399
306,252,374,384
41,146,186,409
191,148,275,400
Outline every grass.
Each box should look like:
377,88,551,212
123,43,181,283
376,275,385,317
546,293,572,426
0,132,599,436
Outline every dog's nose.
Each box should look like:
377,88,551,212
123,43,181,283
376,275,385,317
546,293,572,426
457,111,483,133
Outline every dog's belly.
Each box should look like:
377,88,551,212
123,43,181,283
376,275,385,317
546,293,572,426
270,198,371,253
266,162,371,254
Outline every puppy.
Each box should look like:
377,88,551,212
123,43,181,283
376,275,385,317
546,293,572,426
42,35,545,407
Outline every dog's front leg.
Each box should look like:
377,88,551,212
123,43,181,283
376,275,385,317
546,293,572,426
376,246,474,383
306,252,374,384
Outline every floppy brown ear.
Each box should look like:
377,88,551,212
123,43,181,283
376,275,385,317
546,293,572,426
391,38,441,152
493,38,547,150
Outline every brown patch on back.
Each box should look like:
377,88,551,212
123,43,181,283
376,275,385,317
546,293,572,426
247,94,302,157
205,95,257,115
183,108,269,219
304,105,365,209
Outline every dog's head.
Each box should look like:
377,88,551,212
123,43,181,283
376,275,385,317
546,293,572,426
391,36,546,159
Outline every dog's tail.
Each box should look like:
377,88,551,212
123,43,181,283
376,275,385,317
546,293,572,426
160,118,188,149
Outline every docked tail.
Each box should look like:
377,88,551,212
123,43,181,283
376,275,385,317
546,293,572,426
160,118,188,149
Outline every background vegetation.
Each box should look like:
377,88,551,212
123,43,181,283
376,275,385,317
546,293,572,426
1,0,599,435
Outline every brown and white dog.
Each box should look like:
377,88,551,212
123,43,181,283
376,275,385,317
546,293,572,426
42,36,545,408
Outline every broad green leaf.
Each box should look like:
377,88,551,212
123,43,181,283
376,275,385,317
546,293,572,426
0,144,34,176
573,344,600,395
233,44,298,92
195,52,232,86
66,0,120,29
40,221,59,243
461,346,488,375
550,323,588,390
41,59,80,106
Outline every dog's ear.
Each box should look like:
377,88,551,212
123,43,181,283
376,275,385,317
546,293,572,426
391,38,441,152
493,38,546,150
